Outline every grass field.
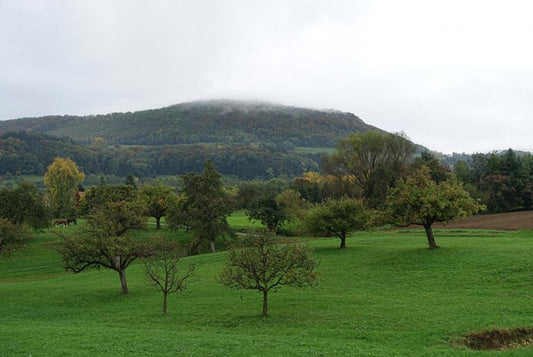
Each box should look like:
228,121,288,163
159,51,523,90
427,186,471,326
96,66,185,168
227,210,264,230
2,225,533,356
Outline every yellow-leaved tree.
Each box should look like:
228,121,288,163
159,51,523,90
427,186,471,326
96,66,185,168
44,157,85,217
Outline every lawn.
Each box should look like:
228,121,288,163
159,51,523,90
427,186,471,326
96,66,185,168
227,210,264,230
2,227,533,356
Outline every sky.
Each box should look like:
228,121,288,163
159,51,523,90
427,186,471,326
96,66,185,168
1,0,532,154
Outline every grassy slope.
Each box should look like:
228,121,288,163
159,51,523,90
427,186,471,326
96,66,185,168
2,228,533,356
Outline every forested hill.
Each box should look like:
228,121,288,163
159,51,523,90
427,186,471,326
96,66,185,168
0,100,381,147
0,100,384,180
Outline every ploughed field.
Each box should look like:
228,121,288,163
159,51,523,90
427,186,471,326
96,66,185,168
436,211,533,231
2,219,533,356
433,211,533,231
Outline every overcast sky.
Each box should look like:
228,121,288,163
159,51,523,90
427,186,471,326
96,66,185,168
1,0,532,154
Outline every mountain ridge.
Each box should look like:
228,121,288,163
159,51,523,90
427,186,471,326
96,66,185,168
0,99,382,147
0,99,387,180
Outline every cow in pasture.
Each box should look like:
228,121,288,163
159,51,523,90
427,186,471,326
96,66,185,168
54,219,68,227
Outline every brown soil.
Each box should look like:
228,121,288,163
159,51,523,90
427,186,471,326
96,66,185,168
403,211,533,231
462,327,533,350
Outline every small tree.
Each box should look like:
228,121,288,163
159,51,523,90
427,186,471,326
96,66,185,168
140,183,177,229
387,166,482,249
124,174,138,189
60,185,147,294
220,231,318,316
44,157,85,217
61,231,148,294
245,195,288,233
0,219,33,256
0,183,50,229
276,189,309,220
144,237,195,314
304,198,372,249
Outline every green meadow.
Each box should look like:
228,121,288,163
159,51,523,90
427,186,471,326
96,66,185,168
2,225,533,356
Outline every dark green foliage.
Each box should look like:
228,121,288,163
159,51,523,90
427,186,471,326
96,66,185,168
235,179,287,209
0,131,98,175
220,231,318,316
124,174,138,189
0,182,50,229
0,101,379,180
86,200,146,237
412,151,451,183
0,100,376,147
290,177,322,203
170,161,232,253
0,218,33,255
82,184,143,215
245,195,288,232
451,149,533,213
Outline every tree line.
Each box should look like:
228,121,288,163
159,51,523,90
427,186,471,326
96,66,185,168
452,149,533,213
0,131,318,180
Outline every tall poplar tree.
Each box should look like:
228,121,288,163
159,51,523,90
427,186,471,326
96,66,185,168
44,157,85,217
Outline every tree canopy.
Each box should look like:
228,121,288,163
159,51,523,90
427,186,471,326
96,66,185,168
323,131,415,207
304,198,373,249
140,183,177,229
220,231,318,316
0,182,50,229
170,161,232,253
0,218,33,256
387,166,482,249
44,157,85,217
61,184,147,294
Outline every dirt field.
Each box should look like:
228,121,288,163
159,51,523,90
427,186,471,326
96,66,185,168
429,211,533,231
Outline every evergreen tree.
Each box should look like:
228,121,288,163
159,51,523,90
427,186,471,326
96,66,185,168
175,161,232,253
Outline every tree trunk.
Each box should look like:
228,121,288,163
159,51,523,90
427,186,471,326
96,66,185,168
262,290,268,316
156,217,161,229
423,224,438,250
118,269,128,294
339,235,346,249
210,240,216,253
163,292,168,314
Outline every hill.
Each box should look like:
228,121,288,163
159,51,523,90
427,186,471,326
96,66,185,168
0,131,99,176
0,100,381,147
0,100,384,180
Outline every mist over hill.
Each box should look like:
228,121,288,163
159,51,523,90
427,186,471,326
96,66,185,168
0,100,381,147
0,100,384,180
